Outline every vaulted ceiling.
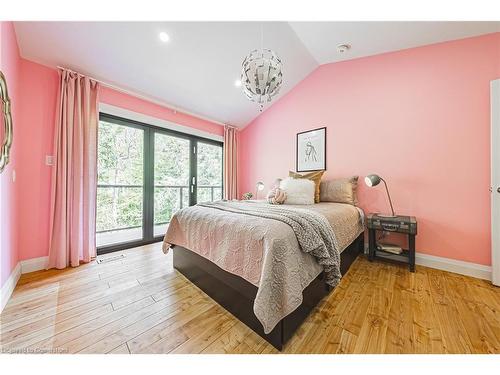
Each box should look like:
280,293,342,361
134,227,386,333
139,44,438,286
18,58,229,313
14,21,500,127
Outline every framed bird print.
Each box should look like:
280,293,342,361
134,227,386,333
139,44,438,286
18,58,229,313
296,127,326,172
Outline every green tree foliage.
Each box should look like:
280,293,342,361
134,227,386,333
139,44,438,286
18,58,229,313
96,121,143,233
154,133,191,224
196,142,223,203
96,121,223,235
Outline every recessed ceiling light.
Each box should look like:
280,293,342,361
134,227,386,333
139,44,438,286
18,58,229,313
159,32,170,43
234,79,242,87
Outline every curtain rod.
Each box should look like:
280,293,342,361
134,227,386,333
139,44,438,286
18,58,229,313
56,65,226,127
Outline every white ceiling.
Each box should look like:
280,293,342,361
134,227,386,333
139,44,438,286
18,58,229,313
289,21,500,64
14,22,316,127
14,22,500,127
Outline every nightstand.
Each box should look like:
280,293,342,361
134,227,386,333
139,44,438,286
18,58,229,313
367,213,417,272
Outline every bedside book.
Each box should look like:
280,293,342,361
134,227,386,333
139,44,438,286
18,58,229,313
376,243,403,255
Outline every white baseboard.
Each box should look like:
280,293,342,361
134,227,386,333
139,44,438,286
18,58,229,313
0,262,21,313
0,256,48,312
415,253,491,281
363,244,491,281
20,256,48,274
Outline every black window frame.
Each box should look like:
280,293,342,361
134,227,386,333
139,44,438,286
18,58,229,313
97,112,223,255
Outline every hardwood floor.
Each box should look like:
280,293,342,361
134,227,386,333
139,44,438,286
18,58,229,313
1,243,499,354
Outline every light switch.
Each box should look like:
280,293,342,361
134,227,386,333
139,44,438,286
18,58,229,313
46,155,54,166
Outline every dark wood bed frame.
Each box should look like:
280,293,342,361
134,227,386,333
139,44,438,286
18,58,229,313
173,232,364,350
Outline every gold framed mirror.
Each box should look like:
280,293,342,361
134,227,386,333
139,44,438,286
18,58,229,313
0,71,13,174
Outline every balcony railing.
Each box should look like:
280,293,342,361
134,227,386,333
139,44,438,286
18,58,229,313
154,184,189,211
197,185,223,202
96,184,222,235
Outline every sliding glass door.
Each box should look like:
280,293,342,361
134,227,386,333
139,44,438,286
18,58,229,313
196,141,223,203
96,113,223,253
96,119,144,247
153,133,190,237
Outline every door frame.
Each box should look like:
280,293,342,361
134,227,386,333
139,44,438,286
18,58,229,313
491,79,500,286
97,112,223,255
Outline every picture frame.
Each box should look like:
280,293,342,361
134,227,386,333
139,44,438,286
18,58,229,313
296,127,326,172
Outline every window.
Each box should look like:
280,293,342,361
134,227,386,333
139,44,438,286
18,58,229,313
196,142,223,204
96,120,144,246
153,133,191,237
96,113,223,253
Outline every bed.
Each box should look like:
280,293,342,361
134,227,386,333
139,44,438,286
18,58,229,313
163,200,365,350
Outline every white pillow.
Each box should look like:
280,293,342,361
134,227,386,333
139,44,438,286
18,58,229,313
280,177,315,205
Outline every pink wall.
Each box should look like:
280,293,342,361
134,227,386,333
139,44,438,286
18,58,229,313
16,60,59,262
4,25,498,280
8,57,224,265
100,87,223,137
239,32,500,266
0,22,20,287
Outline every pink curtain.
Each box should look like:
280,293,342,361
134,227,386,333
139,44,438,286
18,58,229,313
47,69,100,269
223,125,238,200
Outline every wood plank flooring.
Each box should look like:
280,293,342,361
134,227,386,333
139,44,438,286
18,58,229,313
1,243,499,354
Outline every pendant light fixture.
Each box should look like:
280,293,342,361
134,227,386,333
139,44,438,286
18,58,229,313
240,24,283,112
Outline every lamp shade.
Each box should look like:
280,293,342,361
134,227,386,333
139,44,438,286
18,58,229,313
365,174,382,187
364,174,396,217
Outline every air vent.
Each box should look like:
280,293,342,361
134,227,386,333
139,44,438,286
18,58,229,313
96,253,126,264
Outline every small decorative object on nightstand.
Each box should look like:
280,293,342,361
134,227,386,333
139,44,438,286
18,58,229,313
242,192,253,200
367,213,417,272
